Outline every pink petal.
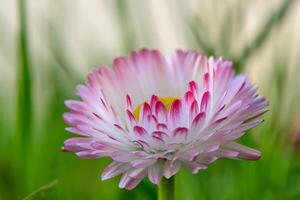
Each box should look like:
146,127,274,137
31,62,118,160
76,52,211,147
191,112,206,129
188,81,198,96
156,123,168,132
131,159,156,168
126,110,137,131
200,91,210,112
63,137,94,152
101,162,130,180
224,75,246,104
184,161,207,174
150,95,159,111
140,103,152,124
155,101,168,123
119,173,145,190
126,95,133,111
189,100,199,123
169,99,182,128
65,100,87,113
133,126,148,136
148,161,164,184
164,160,181,178
172,127,188,143
203,72,210,91
222,142,261,160
76,150,107,159
184,91,195,108
152,131,168,141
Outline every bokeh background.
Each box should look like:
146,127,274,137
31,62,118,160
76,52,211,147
1,0,300,199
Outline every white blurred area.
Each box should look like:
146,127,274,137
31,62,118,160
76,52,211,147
0,0,300,96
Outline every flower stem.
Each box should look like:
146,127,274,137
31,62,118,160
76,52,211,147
158,177,175,200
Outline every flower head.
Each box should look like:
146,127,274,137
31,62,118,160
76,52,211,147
63,49,268,190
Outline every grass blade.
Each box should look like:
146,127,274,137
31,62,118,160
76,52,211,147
16,0,32,194
23,180,59,200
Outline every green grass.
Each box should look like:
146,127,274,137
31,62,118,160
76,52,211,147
1,0,300,199
16,0,32,196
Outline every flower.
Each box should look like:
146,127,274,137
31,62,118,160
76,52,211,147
63,49,268,190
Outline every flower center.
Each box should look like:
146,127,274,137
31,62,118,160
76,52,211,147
133,97,178,120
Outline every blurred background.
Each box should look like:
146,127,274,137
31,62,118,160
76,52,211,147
1,0,300,199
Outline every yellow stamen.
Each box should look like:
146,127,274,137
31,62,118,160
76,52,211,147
133,97,178,120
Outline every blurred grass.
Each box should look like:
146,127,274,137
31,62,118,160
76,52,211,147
23,180,58,200
188,0,296,72
16,0,32,196
114,0,137,53
1,0,300,199
234,0,296,72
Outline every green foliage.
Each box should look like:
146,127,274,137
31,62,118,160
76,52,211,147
0,0,300,199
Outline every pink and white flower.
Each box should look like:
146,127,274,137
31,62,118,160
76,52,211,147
63,49,267,190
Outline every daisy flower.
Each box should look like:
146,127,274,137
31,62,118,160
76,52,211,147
63,49,267,190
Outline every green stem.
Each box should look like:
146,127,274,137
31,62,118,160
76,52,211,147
17,0,31,194
23,180,58,200
158,177,175,200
